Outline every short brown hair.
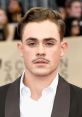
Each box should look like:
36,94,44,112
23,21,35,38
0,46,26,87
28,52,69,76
17,7,65,41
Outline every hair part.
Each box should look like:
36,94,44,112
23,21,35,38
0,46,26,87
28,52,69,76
17,7,65,41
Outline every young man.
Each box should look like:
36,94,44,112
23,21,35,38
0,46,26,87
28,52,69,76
0,7,82,117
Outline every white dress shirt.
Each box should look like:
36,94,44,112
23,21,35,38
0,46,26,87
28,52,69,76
20,72,59,117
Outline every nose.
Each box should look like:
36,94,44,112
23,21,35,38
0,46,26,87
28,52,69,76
36,44,46,57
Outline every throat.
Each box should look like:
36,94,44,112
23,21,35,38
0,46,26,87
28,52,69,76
31,91,42,100
23,71,57,100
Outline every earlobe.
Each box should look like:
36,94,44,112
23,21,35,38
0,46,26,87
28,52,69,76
17,42,23,57
60,40,68,57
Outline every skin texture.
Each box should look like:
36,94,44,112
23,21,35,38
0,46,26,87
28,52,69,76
17,20,67,100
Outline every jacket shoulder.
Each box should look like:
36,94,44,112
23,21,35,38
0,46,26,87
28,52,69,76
69,83,82,104
0,83,11,116
0,83,11,97
60,75,82,103
59,75,82,96
68,83,82,116
70,83,82,96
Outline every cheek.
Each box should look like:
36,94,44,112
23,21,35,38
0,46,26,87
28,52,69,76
22,48,35,62
47,47,61,61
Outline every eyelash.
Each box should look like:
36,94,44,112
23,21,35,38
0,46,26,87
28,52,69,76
26,42,36,46
28,42,36,45
46,42,55,46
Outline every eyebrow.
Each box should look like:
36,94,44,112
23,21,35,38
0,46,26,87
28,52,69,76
24,37,57,42
43,38,57,42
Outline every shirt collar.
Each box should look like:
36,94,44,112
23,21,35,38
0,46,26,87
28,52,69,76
48,73,59,91
20,71,31,96
20,71,59,96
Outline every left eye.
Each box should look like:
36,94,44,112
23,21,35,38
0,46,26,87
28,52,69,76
46,43,54,46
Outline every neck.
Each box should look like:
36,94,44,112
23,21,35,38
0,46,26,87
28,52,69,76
23,70,58,100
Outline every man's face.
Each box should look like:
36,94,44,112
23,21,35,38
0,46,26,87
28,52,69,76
69,1,81,18
18,20,67,77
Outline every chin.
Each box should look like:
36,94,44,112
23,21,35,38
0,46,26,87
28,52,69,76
31,69,52,77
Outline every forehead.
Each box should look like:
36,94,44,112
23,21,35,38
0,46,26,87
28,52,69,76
22,20,60,41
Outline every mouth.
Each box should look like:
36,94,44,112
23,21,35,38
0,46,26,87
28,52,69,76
33,58,49,64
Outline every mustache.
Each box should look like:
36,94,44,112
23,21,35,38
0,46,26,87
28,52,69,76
32,58,50,63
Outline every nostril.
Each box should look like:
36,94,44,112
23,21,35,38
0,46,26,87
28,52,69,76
36,53,45,57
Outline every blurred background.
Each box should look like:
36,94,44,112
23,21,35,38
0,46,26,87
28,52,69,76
0,0,82,41
0,0,82,87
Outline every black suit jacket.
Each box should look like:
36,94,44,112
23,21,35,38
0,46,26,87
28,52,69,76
0,75,82,117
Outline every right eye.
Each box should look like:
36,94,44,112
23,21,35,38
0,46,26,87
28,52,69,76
27,42,37,47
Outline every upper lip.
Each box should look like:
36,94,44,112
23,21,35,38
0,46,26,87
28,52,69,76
33,58,49,64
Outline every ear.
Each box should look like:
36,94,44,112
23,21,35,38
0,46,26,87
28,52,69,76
17,41,23,57
60,40,68,57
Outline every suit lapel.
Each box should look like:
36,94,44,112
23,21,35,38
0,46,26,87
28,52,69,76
5,78,20,117
5,76,70,117
51,76,70,117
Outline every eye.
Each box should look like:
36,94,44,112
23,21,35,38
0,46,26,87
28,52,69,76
26,42,37,47
45,42,55,47
28,43,36,46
